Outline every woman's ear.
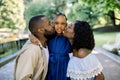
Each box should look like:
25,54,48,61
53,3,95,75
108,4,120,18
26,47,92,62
72,33,75,38
66,23,67,27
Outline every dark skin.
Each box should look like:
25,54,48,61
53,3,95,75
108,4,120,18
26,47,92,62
30,15,67,45
30,17,105,80
53,15,67,35
73,49,105,80
64,23,105,80
73,48,91,58
95,73,105,80
33,17,54,47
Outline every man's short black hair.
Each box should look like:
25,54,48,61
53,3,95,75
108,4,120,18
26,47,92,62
72,20,95,50
29,15,46,36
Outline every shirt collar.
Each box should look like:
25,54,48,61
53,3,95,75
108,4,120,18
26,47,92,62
38,40,44,49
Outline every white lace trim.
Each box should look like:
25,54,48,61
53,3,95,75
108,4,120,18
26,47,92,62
67,64,103,80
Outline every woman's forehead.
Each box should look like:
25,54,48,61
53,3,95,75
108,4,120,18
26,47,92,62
54,16,66,22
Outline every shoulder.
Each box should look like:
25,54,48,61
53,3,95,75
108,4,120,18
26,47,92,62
82,53,100,63
27,43,40,52
62,36,70,41
21,40,40,50
19,43,41,58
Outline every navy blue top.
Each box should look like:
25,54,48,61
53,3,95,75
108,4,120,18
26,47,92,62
46,35,72,80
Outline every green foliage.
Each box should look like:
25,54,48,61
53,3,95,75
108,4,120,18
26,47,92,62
24,1,55,29
23,0,32,5
48,0,67,13
81,0,120,26
67,0,120,27
67,3,100,27
24,0,71,30
81,0,120,14
0,0,4,6
94,32,120,47
0,0,25,29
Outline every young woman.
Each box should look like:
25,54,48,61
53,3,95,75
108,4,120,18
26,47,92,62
46,13,72,80
64,20,104,80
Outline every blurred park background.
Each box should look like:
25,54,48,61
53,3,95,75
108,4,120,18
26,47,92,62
0,0,120,66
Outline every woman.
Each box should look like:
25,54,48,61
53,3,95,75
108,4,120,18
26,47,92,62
46,13,72,80
64,20,104,80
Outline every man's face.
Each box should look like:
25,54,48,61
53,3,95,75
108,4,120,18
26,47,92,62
53,15,67,34
64,23,74,39
42,17,55,39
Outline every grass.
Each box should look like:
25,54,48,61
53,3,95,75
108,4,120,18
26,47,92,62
94,32,120,47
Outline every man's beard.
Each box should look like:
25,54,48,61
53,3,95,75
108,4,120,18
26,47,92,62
44,30,56,40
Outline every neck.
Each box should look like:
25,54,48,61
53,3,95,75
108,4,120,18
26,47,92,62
78,48,91,54
73,48,91,58
57,33,63,36
37,35,47,47
56,32,63,36
68,39,73,44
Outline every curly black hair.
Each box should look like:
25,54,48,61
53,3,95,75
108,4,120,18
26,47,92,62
72,20,95,51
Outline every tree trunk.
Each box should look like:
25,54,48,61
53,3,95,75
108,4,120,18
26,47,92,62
108,10,116,26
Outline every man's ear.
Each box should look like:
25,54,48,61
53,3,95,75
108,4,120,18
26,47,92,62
38,28,44,33
51,22,55,28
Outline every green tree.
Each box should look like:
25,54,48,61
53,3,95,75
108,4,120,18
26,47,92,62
24,0,69,23
24,1,55,29
47,0,67,14
67,3,100,27
23,0,33,5
81,0,120,26
0,0,25,29
0,0,4,6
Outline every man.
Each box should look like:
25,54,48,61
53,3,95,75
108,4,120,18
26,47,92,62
14,15,55,80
